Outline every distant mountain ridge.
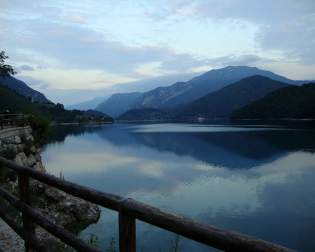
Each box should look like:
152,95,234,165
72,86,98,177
118,75,291,121
0,75,51,103
68,72,198,111
67,96,108,110
179,75,290,119
131,66,306,110
96,92,142,117
103,66,310,118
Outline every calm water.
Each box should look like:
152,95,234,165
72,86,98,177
41,123,315,252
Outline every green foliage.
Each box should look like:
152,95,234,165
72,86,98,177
28,114,50,138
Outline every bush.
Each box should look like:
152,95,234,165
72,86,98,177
27,115,50,142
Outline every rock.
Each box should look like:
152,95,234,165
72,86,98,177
16,144,24,152
26,134,34,142
34,185,101,227
1,128,101,247
14,136,21,144
7,144,18,154
33,162,45,172
26,154,37,167
45,187,67,202
35,153,42,162
30,145,37,154
14,152,28,167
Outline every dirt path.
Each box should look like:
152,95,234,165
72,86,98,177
0,218,24,252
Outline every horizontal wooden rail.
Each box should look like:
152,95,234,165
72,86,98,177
0,113,28,130
120,199,294,252
0,186,100,252
0,157,123,210
0,156,295,252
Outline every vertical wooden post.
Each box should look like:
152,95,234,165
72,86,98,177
18,174,35,252
119,211,136,252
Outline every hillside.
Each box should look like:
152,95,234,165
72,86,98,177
0,84,40,114
179,75,290,119
96,92,142,117
0,75,51,103
131,66,305,110
0,84,113,123
231,83,315,119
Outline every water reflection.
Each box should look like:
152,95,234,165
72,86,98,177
42,124,315,251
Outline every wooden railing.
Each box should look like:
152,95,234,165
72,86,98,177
0,156,295,252
0,114,28,130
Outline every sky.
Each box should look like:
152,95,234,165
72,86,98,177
1,0,315,104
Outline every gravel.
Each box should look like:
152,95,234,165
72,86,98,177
0,218,24,252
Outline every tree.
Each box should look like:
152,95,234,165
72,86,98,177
0,51,16,77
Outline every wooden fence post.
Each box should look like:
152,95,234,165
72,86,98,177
18,174,36,252
119,210,136,252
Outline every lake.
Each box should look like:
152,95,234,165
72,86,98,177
41,123,315,251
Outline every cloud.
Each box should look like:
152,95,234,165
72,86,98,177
17,64,35,71
1,16,207,77
151,0,315,64
63,14,86,24
1,0,315,102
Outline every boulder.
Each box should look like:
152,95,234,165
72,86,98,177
33,162,45,172
14,152,28,167
25,134,34,142
14,136,21,144
30,145,37,154
26,154,37,167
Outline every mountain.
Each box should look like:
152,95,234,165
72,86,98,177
65,73,198,110
96,92,142,117
131,66,306,109
0,75,51,103
67,96,107,110
179,75,290,119
231,83,315,120
0,84,40,114
0,83,113,123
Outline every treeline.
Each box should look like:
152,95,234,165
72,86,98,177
0,84,113,124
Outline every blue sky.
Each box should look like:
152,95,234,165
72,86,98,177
1,0,315,104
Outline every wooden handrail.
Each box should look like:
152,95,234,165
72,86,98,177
0,156,295,252
0,186,100,252
0,113,28,130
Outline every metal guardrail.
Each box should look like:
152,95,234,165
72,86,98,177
0,114,28,130
0,156,295,252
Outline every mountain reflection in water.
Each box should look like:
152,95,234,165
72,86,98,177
42,124,315,252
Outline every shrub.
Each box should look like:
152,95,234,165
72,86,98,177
27,115,50,142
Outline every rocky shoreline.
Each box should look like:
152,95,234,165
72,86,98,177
0,127,101,250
